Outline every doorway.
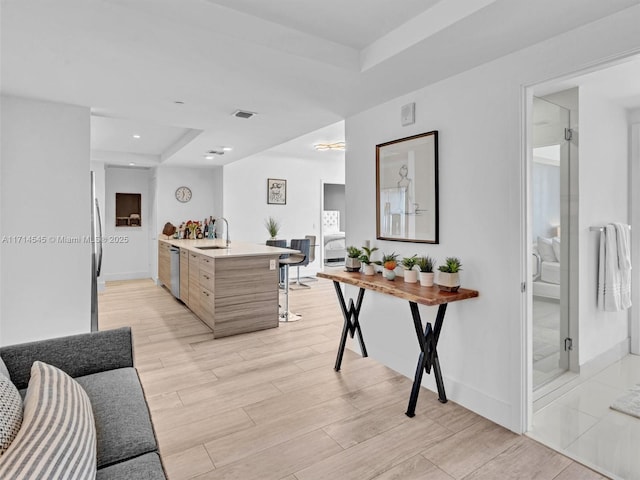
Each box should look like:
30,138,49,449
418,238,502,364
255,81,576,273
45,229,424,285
531,96,573,391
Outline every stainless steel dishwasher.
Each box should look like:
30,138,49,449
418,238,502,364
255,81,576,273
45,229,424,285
169,246,181,299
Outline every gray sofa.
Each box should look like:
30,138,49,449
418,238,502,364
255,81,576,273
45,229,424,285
0,327,166,480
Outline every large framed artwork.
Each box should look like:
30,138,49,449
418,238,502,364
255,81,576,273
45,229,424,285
376,131,439,243
267,178,287,205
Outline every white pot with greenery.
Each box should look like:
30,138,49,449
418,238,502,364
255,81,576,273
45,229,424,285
381,252,398,280
401,255,418,283
359,246,380,276
346,246,363,272
437,257,462,292
416,255,435,287
264,216,280,240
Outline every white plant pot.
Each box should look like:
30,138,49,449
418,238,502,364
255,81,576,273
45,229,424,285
419,271,435,287
345,257,362,272
362,264,376,275
437,272,460,292
382,268,396,280
403,269,418,283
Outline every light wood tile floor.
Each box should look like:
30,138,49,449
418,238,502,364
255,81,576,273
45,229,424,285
99,279,606,480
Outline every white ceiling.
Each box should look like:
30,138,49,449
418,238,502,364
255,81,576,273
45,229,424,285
2,0,640,167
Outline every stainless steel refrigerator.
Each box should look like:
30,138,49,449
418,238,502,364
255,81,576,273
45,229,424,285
90,171,103,331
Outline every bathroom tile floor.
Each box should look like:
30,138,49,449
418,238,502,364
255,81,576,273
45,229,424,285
528,354,640,480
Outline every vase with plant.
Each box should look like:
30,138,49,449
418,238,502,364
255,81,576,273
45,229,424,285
359,246,381,275
437,257,462,292
381,252,398,280
346,246,363,272
401,255,418,283
185,220,201,240
416,256,436,287
264,216,280,240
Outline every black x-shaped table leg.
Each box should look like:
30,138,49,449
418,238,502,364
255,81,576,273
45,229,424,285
332,281,368,371
406,302,448,417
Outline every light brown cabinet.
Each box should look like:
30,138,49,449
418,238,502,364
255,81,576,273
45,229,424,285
159,240,281,338
157,241,172,289
179,249,189,302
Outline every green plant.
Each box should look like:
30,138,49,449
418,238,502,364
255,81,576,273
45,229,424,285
346,246,363,259
401,255,417,270
264,216,280,239
438,257,462,273
381,252,398,270
359,246,381,265
416,256,435,273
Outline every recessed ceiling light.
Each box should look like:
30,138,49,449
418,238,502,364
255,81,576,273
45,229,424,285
204,155,214,160
129,162,136,166
222,146,233,151
132,134,141,139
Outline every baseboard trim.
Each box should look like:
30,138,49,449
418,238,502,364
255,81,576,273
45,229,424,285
348,339,515,432
579,336,630,378
102,272,151,282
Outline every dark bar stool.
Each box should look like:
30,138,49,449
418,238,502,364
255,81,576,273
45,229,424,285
266,239,287,286
279,238,309,322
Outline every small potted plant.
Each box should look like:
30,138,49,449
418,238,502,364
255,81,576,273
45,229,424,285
437,257,462,292
416,256,436,287
381,252,398,280
346,246,363,272
359,246,381,275
401,255,418,283
264,216,280,240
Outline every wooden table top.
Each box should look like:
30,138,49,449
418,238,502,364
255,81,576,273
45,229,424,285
317,270,479,307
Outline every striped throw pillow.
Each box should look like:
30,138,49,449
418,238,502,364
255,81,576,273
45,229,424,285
0,361,97,480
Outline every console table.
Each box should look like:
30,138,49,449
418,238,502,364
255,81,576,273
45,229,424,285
317,270,479,417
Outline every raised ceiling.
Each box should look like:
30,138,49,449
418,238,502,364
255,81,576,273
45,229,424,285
2,0,639,167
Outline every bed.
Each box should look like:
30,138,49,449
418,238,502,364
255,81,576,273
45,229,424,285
532,236,560,299
323,210,346,263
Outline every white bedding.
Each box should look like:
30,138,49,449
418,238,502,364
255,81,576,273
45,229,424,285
540,261,560,285
323,211,346,261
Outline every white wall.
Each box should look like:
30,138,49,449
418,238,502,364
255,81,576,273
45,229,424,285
224,150,345,275
578,88,630,365
150,166,223,281
103,167,151,281
0,96,91,345
343,6,640,433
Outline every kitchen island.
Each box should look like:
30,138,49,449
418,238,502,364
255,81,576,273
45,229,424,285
158,238,292,338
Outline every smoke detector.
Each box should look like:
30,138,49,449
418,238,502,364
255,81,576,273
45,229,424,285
232,109,257,119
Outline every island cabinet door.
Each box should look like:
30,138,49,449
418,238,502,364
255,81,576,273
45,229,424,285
199,256,215,292
188,252,202,316
199,287,215,331
158,241,172,288
213,255,279,338
180,249,189,301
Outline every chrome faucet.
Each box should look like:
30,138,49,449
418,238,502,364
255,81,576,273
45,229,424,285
216,217,230,247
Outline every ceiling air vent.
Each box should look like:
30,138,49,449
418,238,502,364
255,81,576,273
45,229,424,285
232,109,256,119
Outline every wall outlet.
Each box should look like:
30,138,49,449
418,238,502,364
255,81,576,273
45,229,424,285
269,259,276,270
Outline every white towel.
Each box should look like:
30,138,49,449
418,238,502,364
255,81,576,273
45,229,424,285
615,222,632,310
597,223,632,312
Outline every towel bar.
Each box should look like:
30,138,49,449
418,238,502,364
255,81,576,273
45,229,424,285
590,225,631,232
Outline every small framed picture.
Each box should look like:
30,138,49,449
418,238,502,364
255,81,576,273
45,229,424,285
267,178,287,205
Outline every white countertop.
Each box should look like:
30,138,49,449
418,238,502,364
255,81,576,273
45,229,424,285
159,238,295,259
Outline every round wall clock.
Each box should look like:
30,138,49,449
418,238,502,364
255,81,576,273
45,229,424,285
175,186,192,203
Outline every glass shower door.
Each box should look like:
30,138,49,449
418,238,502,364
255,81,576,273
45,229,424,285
532,97,571,390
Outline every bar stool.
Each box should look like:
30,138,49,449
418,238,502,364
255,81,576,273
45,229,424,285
266,239,287,286
279,238,309,322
